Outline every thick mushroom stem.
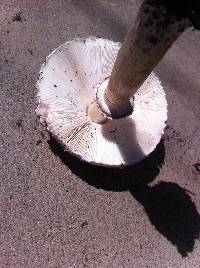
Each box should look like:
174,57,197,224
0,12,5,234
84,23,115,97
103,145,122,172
88,0,190,123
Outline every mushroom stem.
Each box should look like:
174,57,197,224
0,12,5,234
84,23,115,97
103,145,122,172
89,0,190,123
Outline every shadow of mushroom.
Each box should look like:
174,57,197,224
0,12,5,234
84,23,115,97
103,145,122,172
131,182,200,257
48,136,165,191
101,117,145,164
48,137,200,257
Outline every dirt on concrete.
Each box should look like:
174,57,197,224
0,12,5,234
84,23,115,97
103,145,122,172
0,0,200,267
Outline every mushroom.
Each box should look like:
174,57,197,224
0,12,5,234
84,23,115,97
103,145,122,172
36,0,192,167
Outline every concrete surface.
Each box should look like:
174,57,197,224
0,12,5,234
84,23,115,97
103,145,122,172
0,0,200,267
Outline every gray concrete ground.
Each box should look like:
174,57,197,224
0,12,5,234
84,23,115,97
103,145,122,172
0,0,200,267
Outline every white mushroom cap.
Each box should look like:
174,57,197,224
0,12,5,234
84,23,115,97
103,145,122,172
36,37,167,167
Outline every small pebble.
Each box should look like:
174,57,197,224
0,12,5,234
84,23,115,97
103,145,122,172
193,163,200,172
81,221,88,228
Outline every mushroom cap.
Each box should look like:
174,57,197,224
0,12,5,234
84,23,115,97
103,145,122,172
36,37,167,167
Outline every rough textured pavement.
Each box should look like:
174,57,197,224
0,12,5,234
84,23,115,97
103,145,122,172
0,0,200,267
